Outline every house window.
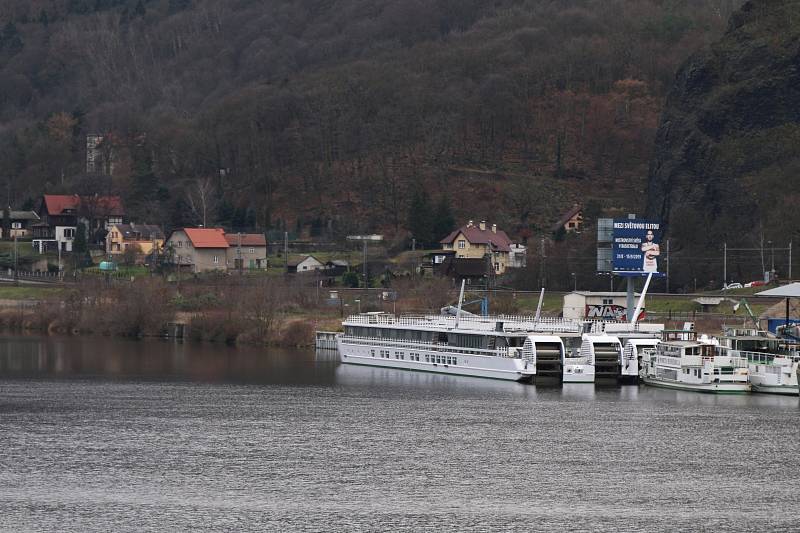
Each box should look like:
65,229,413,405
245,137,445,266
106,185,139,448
458,240,465,249
495,263,500,272
177,241,182,248
63,228,75,239
11,222,21,229
213,255,219,264
249,248,255,254
602,298,613,305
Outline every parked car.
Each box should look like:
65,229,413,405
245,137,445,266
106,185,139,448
724,282,743,290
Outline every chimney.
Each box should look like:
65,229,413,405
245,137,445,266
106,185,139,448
479,220,486,231
492,223,497,233
467,220,473,227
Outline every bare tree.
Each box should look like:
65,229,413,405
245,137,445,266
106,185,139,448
186,177,217,227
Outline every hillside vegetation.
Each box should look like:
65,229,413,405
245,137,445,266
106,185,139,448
647,0,800,286
0,0,740,242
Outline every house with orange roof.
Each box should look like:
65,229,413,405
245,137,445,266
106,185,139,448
165,228,229,273
224,233,267,270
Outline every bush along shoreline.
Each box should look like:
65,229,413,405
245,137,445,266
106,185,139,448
0,277,346,348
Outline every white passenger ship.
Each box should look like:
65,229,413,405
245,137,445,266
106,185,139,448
640,330,750,393
718,327,800,395
336,312,580,382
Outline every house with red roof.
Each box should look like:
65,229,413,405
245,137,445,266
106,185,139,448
224,233,267,270
439,220,516,275
165,228,229,272
32,194,124,252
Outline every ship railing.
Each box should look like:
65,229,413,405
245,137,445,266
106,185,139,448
732,350,791,365
342,313,582,333
338,335,516,358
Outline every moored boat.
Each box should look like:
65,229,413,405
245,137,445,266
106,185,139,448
718,327,799,395
336,311,580,382
640,330,750,394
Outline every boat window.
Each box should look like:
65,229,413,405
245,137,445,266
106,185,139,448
452,358,457,365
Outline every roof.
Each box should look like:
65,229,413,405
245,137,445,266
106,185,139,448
755,283,800,298
224,233,267,247
693,297,725,305
0,210,39,221
551,204,582,232
181,228,229,248
287,255,323,267
327,260,349,267
43,194,124,216
112,223,164,241
569,291,642,297
439,223,513,252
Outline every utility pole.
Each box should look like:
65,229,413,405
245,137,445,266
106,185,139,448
237,232,243,274
363,240,368,289
283,231,288,273
770,240,775,274
789,240,793,280
13,235,18,284
666,239,670,294
540,237,546,288
723,241,727,288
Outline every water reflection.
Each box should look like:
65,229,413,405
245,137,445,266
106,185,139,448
0,335,336,385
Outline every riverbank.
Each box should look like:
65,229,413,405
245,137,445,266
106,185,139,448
0,277,346,347
0,275,776,346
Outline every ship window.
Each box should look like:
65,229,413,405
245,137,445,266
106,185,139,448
452,358,457,365
371,350,375,357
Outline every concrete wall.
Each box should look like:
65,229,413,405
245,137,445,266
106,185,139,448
225,246,267,269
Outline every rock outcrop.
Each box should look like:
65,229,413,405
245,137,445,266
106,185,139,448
647,0,800,244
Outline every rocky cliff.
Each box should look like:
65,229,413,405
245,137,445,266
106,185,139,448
647,0,800,246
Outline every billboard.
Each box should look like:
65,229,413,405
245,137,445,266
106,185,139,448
612,219,663,276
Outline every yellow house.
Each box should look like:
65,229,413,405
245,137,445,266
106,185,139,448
439,220,513,275
106,223,165,259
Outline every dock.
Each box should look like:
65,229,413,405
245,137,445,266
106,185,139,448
315,331,339,350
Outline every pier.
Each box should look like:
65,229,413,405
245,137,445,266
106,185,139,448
315,331,339,350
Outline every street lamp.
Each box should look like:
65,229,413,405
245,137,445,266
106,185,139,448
571,272,577,291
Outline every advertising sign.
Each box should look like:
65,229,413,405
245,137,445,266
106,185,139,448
612,219,663,276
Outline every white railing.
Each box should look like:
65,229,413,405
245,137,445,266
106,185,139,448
343,313,581,333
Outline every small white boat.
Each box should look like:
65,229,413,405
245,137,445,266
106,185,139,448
718,327,799,395
640,330,750,394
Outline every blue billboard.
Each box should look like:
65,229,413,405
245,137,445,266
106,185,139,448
612,219,664,276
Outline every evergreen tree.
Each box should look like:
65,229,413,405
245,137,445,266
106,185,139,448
73,222,88,254
432,196,455,243
2,206,10,241
407,186,433,247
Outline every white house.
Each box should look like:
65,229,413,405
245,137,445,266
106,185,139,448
288,255,325,273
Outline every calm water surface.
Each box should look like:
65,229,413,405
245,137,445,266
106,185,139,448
0,335,798,532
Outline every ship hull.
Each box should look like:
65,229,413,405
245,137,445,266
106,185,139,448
641,376,750,394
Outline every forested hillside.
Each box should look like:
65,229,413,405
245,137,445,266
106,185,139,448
647,0,800,285
0,0,740,242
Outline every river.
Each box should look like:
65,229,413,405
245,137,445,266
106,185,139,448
0,335,798,532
